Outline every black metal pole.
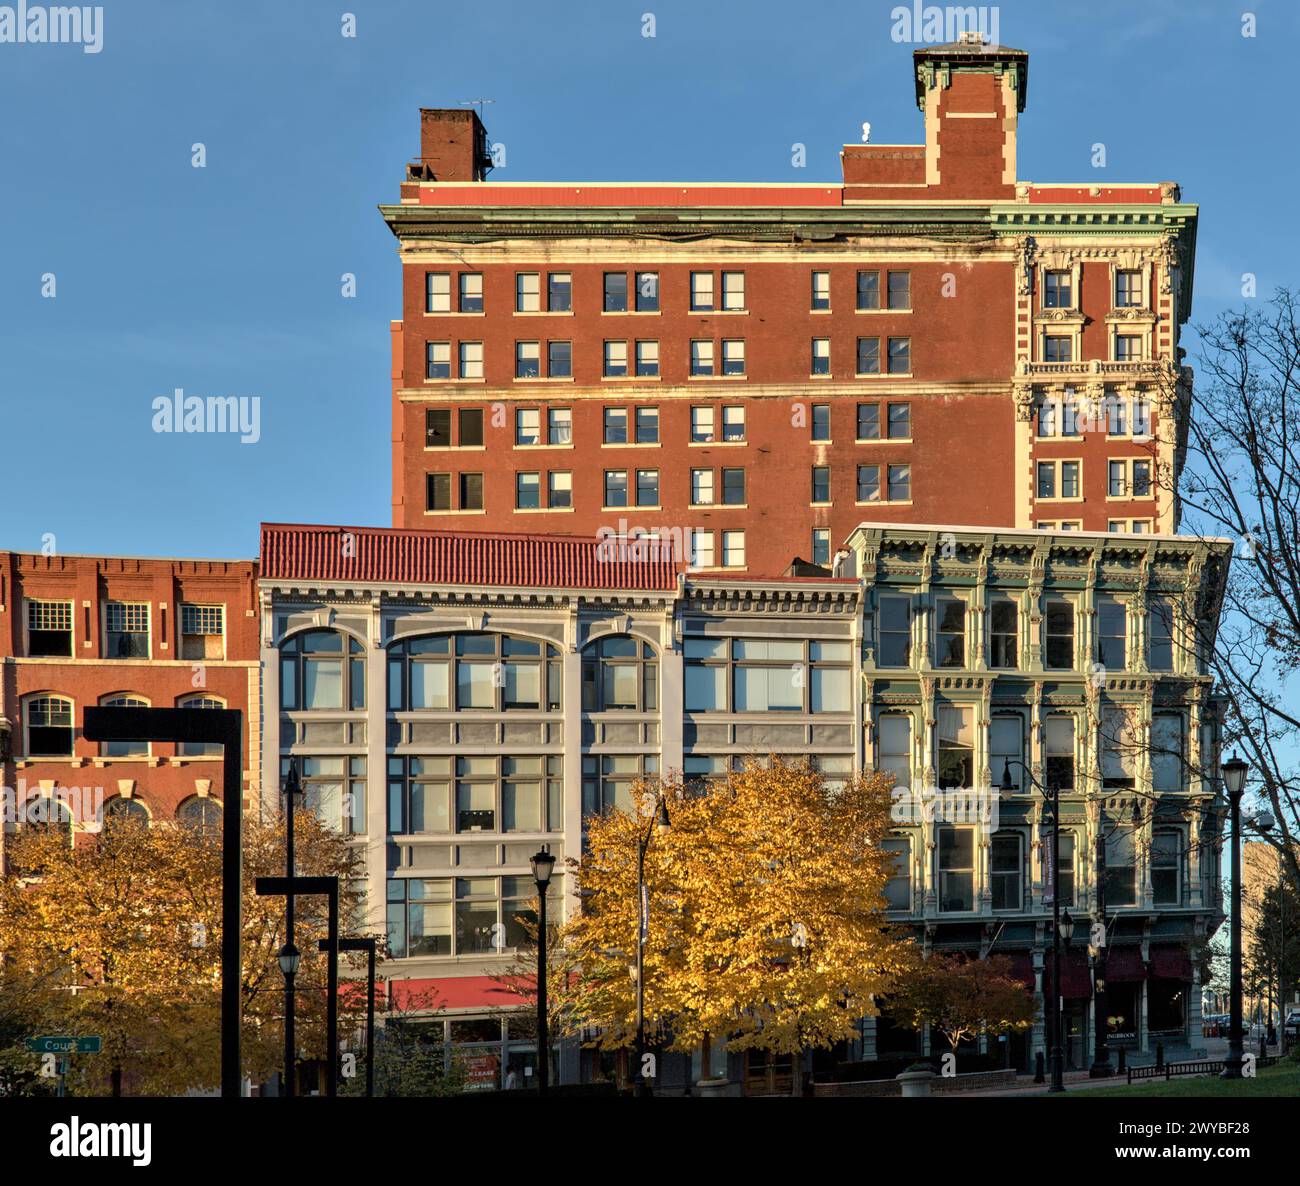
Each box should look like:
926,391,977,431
635,834,647,1098
284,784,296,1099
1090,829,1111,1076
366,944,376,1099
1050,781,1064,1092
1222,790,1245,1078
537,886,549,1096
325,886,339,1098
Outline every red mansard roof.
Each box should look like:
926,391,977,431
259,523,682,591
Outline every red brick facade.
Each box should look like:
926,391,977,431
384,40,1196,574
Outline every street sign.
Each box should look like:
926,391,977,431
25,1036,101,1054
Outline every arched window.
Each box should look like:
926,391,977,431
179,796,222,837
581,636,657,712
280,630,365,711
22,794,72,835
104,797,150,829
387,633,561,712
178,694,226,756
26,695,74,757
100,695,149,757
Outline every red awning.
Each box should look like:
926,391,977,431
1044,950,1092,999
1149,944,1193,981
1004,952,1037,990
389,975,531,1012
1105,946,1148,982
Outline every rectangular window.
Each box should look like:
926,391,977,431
514,341,540,379
991,834,1023,911
426,341,451,379
721,339,745,376
1148,600,1175,671
1152,830,1181,905
721,530,745,568
603,406,628,444
1115,335,1142,362
1096,597,1127,670
811,528,831,566
856,270,880,310
459,472,484,511
1115,269,1143,308
1061,460,1080,498
547,272,572,312
603,340,628,377
887,464,910,502
887,337,911,374
721,271,745,311
691,468,714,506
1107,396,1129,436
515,408,541,446
603,272,628,312
105,601,150,658
938,826,975,912
887,402,911,439
935,598,965,667
1044,600,1074,669
547,340,572,378
635,271,659,312
990,601,1018,669
882,837,911,910
877,596,911,667
1045,716,1075,791
856,464,880,503
1058,832,1076,908
1108,460,1126,497
690,272,714,312
721,467,745,505
458,273,483,312
857,337,880,374
1152,712,1184,793
878,714,911,791
1037,461,1056,499
27,600,72,656
458,341,483,379
1105,827,1138,907
515,471,541,509
515,272,540,313
1044,336,1072,363
1044,270,1072,308
635,340,659,377
811,270,830,310
458,407,484,446
691,406,715,442
887,270,911,310
547,471,572,509
690,340,714,376
990,715,1023,790
1133,397,1151,437
603,471,628,508
1101,707,1137,789
857,402,880,440
722,405,745,441
426,472,451,511
180,604,224,660
690,530,715,569
811,404,830,441
426,272,451,313
811,337,830,375
1132,460,1151,497
426,408,451,447
811,466,831,504
547,407,572,445
635,406,659,444
635,469,659,507
937,706,973,790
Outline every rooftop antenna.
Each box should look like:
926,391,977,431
460,99,495,124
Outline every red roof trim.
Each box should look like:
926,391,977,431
417,184,844,208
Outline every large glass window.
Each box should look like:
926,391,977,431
581,636,658,712
1105,826,1138,907
935,598,965,668
990,715,1023,791
991,833,1023,910
288,755,366,835
877,714,911,791
1044,716,1075,791
883,837,911,910
100,695,148,757
990,600,1018,669
177,694,226,756
1044,600,1075,669
178,795,222,837
1096,597,1127,670
1101,706,1137,789
938,827,975,912
26,695,74,756
105,601,150,658
582,753,659,817
1152,830,1182,905
280,630,365,710
1152,712,1184,793
1148,599,1175,672
683,637,851,714
388,634,560,713
877,595,911,667
936,706,973,790
26,599,73,656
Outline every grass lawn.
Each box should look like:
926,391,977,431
1074,1063,1300,1098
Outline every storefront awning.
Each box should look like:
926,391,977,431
390,975,531,1012
1149,943,1193,981
1104,946,1147,982
1044,950,1092,999
1004,952,1037,990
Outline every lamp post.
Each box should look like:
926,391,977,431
319,936,378,1097
282,758,302,1098
1220,752,1249,1079
1088,797,1141,1077
530,845,556,1096
1002,759,1065,1091
635,793,671,1098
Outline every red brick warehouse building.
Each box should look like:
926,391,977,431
0,550,260,861
383,36,1197,574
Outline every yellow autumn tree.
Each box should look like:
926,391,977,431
0,810,369,1096
552,759,915,1065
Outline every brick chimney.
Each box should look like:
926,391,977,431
410,108,491,182
913,35,1027,199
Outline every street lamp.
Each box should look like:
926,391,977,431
278,942,301,977
1220,753,1249,1079
1002,758,1066,1092
635,793,671,1098
530,845,556,1096
281,758,303,1098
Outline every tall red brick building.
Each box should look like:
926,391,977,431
383,37,1197,575
0,551,260,862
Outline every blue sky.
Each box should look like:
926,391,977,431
0,0,1295,559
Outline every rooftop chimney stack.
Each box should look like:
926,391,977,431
412,108,491,182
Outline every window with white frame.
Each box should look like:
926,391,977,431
1108,458,1152,498
1115,269,1143,308
515,408,541,446
991,833,1023,910
722,405,745,440
26,695,74,756
689,529,715,569
883,836,911,910
690,272,714,312
426,272,451,313
690,405,715,442
721,271,745,311
547,407,572,445
1152,712,1184,793
181,604,225,660
515,272,540,313
690,468,715,506
877,714,911,791
938,826,975,912
459,341,483,379
721,339,745,376
459,274,483,312
100,695,149,757
811,270,830,310
690,340,715,376
1152,829,1182,905
27,599,73,656
105,601,150,658
721,530,746,568
990,715,1024,790
936,706,974,790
